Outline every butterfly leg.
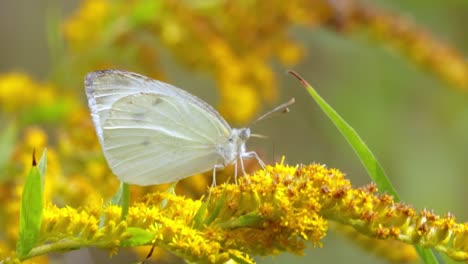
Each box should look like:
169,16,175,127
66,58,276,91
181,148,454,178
238,156,251,184
242,151,266,169
211,164,224,188
234,159,238,184
239,155,247,176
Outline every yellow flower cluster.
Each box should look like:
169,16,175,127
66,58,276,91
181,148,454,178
10,163,326,263
317,179,468,261
39,203,130,252
10,163,468,263
205,164,329,256
128,192,255,263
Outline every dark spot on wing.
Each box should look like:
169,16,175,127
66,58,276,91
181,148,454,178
142,139,151,146
152,96,162,106
123,96,134,105
132,112,146,120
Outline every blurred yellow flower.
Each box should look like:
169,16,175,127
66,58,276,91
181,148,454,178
23,128,47,150
63,0,110,50
219,83,258,124
276,41,305,67
0,73,37,113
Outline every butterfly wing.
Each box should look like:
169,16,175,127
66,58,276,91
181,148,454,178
85,70,231,143
85,70,232,185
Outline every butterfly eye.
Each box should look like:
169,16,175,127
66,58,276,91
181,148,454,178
239,128,250,140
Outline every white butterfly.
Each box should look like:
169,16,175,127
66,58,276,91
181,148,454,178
86,70,294,186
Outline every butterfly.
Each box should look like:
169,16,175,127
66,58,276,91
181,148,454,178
85,70,293,186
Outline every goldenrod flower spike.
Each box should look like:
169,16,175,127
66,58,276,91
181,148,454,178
11,163,468,263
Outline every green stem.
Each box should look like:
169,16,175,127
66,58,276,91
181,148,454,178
22,240,113,261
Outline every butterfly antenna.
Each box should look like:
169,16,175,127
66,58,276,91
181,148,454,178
250,98,295,126
250,133,268,139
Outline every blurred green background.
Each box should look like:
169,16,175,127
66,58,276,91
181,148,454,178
1,0,467,263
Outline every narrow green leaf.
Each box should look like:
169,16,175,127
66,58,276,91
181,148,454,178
218,214,263,229
16,150,46,259
192,198,208,230
415,246,443,264
110,182,130,220
0,122,17,182
37,149,47,191
288,71,398,200
100,182,130,228
204,187,227,226
161,182,178,209
167,182,178,195
288,71,439,264
120,227,155,247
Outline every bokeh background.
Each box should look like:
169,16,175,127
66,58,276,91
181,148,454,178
1,0,467,263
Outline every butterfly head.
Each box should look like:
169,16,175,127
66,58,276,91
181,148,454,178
218,127,250,166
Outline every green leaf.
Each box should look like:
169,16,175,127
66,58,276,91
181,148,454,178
415,246,443,264
37,149,47,191
204,187,227,226
120,227,155,247
218,214,263,229
288,71,439,264
0,122,17,182
16,150,47,259
161,182,178,209
100,182,130,228
192,198,208,230
288,71,399,199
110,182,130,220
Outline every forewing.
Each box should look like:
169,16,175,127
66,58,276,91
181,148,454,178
85,70,231,144
102,93,229,185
